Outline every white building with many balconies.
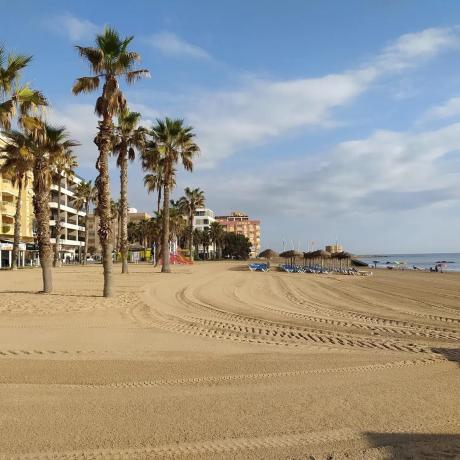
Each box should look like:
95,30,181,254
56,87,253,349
49,174,86,262
192,208,216,259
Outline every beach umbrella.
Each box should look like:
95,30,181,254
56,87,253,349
303,251,313,268
280,249,302,265
259,249,278,267
311,249,331,269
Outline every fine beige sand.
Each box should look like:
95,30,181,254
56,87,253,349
0,261,459,459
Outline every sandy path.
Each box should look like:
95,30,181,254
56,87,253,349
0,261,459,459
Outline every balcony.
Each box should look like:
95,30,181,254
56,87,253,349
0,201,16,217
0,181,19,196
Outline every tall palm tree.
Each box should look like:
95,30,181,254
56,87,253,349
144,118,199,273
0,130,34,269
31,123,71,293
169,199,187,252
72,27,149,297
202,227,211,259
73,180,96,265
192,228,203,260
112,108,145,274
0,46,47,130
52,147,79,268
110,198,120,251
177,187,205,261
143,171,166,214
209,221,225,259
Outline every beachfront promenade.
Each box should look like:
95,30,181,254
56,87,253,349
0,261,459,458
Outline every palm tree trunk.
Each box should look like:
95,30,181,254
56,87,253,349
188,212,193,262
53,176,62,268
33,160,53,293
11,176,23,270
157,188,161,214
161,180,171,273
95,112,114,297
119,144,129,274
83,201,89,265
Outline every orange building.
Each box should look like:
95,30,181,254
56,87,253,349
216,211,261,258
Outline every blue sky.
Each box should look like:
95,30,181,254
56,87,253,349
2,0,460,253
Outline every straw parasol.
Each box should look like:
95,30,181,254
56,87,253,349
280,249,302,265
303,252,312,266
337,251,353,269
259,249,278,267
311,249,331,269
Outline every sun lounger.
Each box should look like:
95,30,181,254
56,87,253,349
248,263,269,272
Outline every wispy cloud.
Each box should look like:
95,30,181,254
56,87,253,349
144,32,211,60
421,96,460,121
180,26,460,167
46,13,100,42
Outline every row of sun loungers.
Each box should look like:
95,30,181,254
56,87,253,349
279,264,373,276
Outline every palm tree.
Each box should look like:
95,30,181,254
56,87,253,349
144,118,200,273
72,27,149,297
192,228,203,260
112,108,145,274
137,218,150,259
0,46,47,130
209,221,225,259
177,187,205,261
202,227,211,259
147,215,162,264
0,130,34,269
52,147,79,268
109,198,119,251
31,123,71,293
169,199,187,253
73,180,96,264
143,171,166,214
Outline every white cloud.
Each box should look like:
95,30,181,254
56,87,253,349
183,26,460,167
46,13,100,42
373,27,459,72
194,122,460,219
421,96,460,121
144,32,211,60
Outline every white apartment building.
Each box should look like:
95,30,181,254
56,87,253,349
49,174,86,261
192,208,216,258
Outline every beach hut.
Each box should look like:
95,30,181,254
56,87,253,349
259,249,278,268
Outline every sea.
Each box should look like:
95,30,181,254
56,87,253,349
357,253,460,272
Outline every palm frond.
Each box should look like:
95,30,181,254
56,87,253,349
125,69,150,84
75,46,104,73
72,76,100,95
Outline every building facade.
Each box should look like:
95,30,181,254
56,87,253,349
325,243,343,254
1,134,88,267
216,211,261,258
192,207,216,258
49,174,87,261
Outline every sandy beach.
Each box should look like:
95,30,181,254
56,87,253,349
0,261,459,459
